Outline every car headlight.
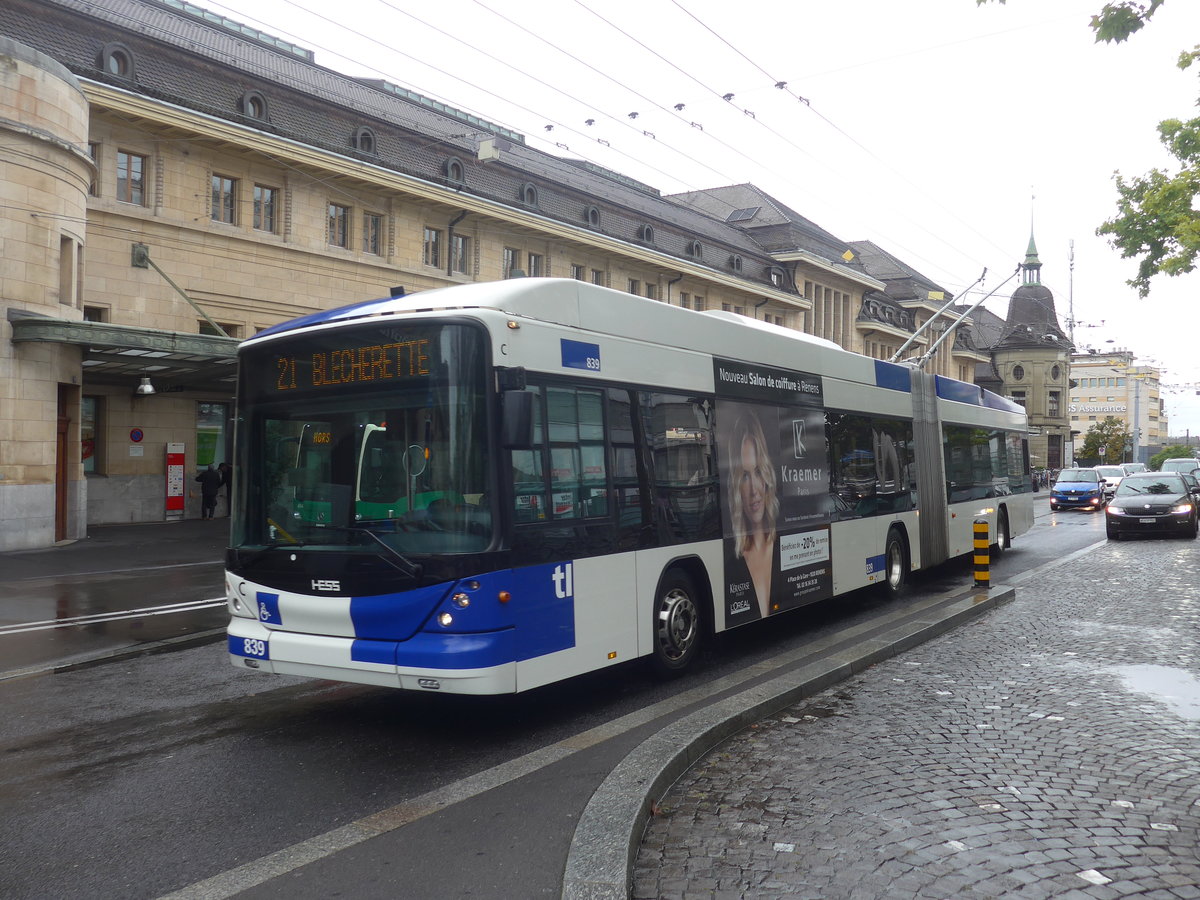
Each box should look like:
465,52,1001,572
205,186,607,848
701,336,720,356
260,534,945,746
1107,505,1125,515
1171,502,1194,515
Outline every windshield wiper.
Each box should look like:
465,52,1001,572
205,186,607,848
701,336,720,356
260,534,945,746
310,523,423,578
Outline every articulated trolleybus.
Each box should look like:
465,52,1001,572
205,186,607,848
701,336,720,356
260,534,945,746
226,278,1033,694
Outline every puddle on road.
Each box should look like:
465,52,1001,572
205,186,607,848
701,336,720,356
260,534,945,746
1109,664,1200,722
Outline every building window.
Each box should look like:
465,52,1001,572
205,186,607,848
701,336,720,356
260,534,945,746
591,269,604,286
116,150,147,205
769,266,785,287
504,247,521,278
680,292,690,309
527,253,544,277
584,206,601,227
253,185,278,232
638,224,654,243
730,255,743,273
98,43,135,79
211,175,237,224
362,213,383,255
353,127,377,155
328,203,349,248
1051,365,1061,380
520,183,539,207
444,157,465,185
570,264,585,281
450,234,470,274
687,240,703,258
424,227,442,267
628,279,640,295
1011,390,1027,408
199,320,240,338
240,91,269,120
693,295,705,311
196,402,229,469
1048,390,1061,417
81,396,101,475
645,284,657,301
1012,365,1025,381
83,306,108,322
59,236,79,307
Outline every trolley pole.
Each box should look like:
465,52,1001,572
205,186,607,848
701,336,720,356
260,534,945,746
973,519,990,588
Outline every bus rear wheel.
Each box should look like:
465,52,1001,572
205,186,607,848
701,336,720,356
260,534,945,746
883,529,909,600
991,509,1010,556
651,569,701,675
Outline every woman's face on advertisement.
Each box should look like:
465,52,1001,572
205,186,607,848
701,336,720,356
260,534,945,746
739,435,766,528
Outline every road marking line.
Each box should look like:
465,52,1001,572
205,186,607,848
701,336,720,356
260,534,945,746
0,598,226,635
157,589,980,900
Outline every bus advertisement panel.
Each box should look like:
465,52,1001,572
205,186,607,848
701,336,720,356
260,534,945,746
713,358,832,627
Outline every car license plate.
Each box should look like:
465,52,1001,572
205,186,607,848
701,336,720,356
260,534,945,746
1139,517,1155,524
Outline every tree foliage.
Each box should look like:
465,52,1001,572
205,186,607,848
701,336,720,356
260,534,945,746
1150,443,1196,469
981,1,1200,297
1077,417,1132,464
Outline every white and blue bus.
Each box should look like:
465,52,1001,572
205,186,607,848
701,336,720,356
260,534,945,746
226,278,1033,694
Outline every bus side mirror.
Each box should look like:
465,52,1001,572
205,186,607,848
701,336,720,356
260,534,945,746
501,390,533,449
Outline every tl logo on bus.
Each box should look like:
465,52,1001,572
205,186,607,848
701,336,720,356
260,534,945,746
552,563,574,599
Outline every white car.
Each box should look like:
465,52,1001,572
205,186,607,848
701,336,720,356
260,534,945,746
1094,465,1125,497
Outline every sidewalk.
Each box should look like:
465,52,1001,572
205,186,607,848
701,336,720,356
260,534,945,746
626,537,1200,899
6,517,228,581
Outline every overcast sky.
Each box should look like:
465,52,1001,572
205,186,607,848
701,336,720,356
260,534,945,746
210,0,1200,436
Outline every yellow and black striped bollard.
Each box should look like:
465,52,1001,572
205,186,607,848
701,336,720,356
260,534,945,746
973,519,990,588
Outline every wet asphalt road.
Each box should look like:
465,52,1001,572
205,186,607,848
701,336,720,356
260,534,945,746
0,505,1109,899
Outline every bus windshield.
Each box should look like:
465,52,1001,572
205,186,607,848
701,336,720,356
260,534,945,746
232,322,493,555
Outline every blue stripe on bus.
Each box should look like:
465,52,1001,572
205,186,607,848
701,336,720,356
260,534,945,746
353,629,516,669
252,296,395,339
981,389,1025,413
350,582,453,641
935,375,984,405
873,359,912,392
865,554,885,576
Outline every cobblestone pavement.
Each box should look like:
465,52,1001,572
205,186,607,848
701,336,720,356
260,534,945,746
634,537,1200,899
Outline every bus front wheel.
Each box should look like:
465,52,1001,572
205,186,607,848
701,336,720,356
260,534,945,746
883,529,909,600
651,569,701,675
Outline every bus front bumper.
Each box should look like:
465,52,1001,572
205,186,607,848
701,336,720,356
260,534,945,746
227,619,517,694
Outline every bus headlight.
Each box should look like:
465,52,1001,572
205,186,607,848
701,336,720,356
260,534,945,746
438,612,454,627
452,592,471,608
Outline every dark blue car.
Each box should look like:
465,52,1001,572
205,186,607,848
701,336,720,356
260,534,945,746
1049,468,1106,511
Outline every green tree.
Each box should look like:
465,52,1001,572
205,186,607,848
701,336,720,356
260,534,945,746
980,1,1198,297
1150,443,1196,470
1077,417,1132,464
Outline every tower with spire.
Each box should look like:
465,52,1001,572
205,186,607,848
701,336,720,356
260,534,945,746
990,231,1074,470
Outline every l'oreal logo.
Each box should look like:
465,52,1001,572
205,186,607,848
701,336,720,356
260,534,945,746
312,579,340,592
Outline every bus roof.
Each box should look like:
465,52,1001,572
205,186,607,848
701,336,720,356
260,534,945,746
248,278,844,350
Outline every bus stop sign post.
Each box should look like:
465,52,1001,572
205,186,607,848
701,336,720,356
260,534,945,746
973,519,990,588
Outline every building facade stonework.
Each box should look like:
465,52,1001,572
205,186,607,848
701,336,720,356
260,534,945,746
0,0,1009,550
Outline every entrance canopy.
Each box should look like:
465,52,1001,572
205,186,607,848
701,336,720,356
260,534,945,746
8,309,238,392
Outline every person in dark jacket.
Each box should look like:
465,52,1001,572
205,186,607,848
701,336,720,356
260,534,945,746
196,464,222,520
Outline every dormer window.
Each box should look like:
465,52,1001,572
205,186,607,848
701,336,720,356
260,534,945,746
444,157,465,185
98,43,135,80
353,127,377,155
686,240,703,259
520,183,539,207
730,255,743,273
768,266,785,287
240,91,269,121
584,205,601,228
638,224,654,243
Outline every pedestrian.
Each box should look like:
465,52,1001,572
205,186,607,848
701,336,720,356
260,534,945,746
218,462,232,517
195,464,222,520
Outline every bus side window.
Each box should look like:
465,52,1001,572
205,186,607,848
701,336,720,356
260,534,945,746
512,386,546,523
640,391,718,543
